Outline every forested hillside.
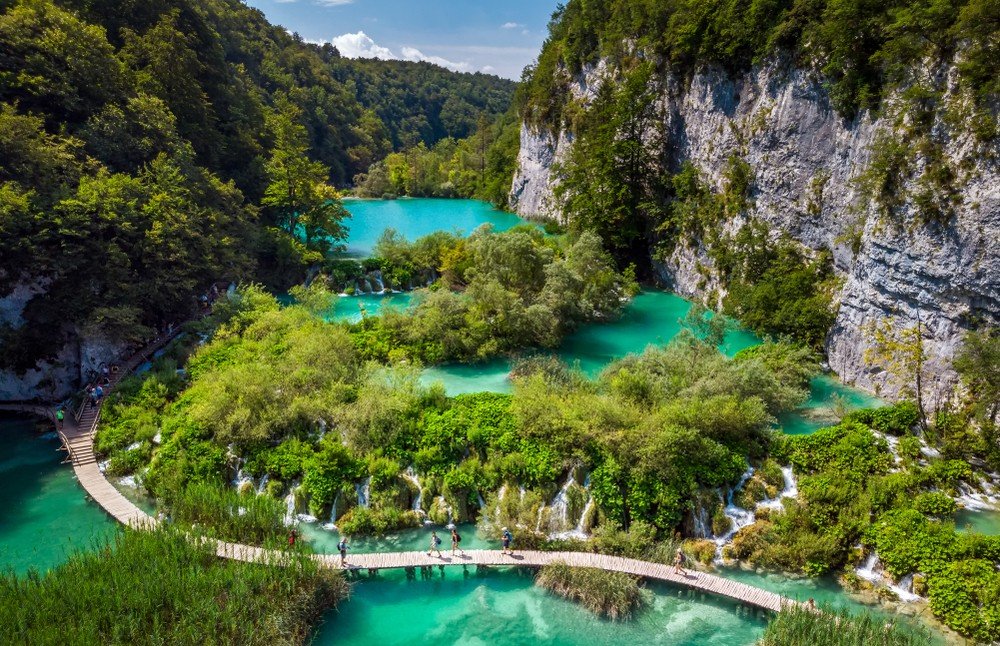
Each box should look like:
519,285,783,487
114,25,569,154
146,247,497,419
0,0,514,384
506,0,1000,403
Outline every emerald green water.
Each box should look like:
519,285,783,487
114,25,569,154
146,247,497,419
314,567,770,645
0,414,114,574
955,508,1000,535
342,198,525,257
776,375,884,435
300,522,494,554
327,293,413,323
420,290,760,396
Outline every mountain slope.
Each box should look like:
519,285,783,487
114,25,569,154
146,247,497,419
508,0,1000,404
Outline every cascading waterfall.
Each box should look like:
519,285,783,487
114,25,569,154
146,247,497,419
551,474,594,540
321,490,341,531
355,477,371,509
957,477,1000,511
283,488,297,526
713,467,757,558
402,467,423,514
855,552,921,602
548,470,577,532
757,466,798,510
372,271,385,293
255,474,269,495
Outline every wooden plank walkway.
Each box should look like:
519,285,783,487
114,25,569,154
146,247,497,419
3,330,802,614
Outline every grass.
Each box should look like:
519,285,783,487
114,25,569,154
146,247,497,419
167,481,289,546
758,606,933,646
0,528,349,645
535,561,647,620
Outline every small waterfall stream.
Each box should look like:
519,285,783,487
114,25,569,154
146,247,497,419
402,467,423,514
355,477,371,509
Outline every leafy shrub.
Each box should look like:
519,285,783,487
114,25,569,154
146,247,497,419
336,507,420,536
913,492,957,518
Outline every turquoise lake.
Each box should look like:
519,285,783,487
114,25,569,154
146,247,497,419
341,198,525,257
0,199,917,645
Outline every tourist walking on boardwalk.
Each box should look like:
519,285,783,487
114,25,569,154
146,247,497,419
501,527,513,555
338,537,349,567
427,531,443,558
288,529,298,547
672,548,686,575
451,528,464,556
56,409,64,429
88,386,97,408
94,384,104,405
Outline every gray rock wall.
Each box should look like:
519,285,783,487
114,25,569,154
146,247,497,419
511,60,1000,404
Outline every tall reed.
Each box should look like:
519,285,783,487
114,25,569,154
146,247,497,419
0,528,348,645
759,606,933,646
535,561,647,620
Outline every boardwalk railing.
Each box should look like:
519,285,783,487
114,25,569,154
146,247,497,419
4,323,804,614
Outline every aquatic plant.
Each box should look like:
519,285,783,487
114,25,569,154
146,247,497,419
0,528,348,644
758,606,932,646
535,561,647,620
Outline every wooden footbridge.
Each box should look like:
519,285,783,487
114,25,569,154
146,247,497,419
3,330,802,614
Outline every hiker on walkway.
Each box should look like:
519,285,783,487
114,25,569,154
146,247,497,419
56,409,64,429
94,385,104,405
101,365,110,385
672,548,686,575
451,528,464,556
288,529,298,548
427,531,443,558
88,387,98,408
338,537,349,567
501,527,513,556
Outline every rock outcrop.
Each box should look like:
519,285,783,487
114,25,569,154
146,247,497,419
510,60,1000,404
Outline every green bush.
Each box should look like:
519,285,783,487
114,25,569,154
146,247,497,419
913,492,957,518
759,606,932,645
335,507,420,536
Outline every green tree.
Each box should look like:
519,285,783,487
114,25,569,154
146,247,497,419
262,102,349,254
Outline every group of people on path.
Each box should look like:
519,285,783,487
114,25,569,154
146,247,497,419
331,527,516,568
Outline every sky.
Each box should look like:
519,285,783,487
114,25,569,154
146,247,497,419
244,0,558,79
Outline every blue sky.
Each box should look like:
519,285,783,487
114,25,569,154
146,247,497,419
244,0,558,79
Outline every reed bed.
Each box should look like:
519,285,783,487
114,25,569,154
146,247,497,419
167,482,288,546
535,561,647,620
0,528,348,645
758,606,933,646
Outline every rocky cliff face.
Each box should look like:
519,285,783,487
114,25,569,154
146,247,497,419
0,282,127,400
510,61,1000,404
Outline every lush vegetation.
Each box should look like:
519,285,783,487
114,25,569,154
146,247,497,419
354,109,523,209
524,0,999,123
97,284,815,544
0,528,348,645
535,562,647,620
758,606,932,646
0,0,514,371
346,226,638,362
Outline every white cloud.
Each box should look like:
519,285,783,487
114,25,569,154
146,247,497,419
501,22,522,29
401,46,471,73
331,31,394,59
327,32,474,73
481,65,496,73
314,0,354,6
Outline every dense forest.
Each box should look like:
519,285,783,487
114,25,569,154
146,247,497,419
0,0,514,374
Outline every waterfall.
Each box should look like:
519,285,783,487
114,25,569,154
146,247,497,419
855,552,921,601
518,486,526,500
283,490,297,526
551,474,594,540
355,477,371,509
152,432,162,445
957,480,999,511
402,467,423,513
321,490,341,531
535,505,545,532
691,503,712,539
372,271,385,293
477,492,487,509
548,470,577,533
232,459,253,492
255,474,270,495
713,467,757,558
498,484,507,501
757,466,798,510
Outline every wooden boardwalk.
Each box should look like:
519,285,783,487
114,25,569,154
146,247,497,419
4,331,801,614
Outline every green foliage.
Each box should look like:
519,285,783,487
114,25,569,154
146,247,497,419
165,482,290,546
535,561,648,620
522,0,996,124
350,227,634,363
844,402,921,436
759,606,932,646
0,528,348,645
336,507,421,536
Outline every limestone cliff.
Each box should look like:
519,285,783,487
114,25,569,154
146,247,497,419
510,60,1000,404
